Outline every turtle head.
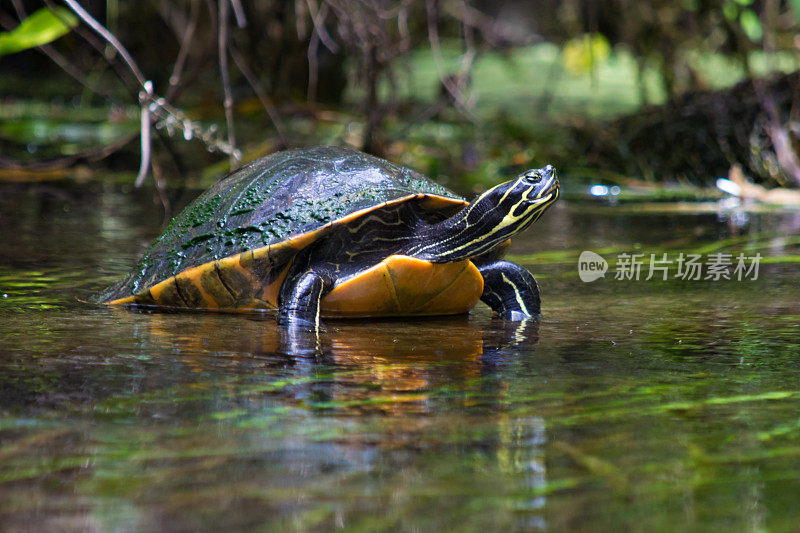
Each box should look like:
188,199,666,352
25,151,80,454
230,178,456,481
417,165,559,262
474,164,559,232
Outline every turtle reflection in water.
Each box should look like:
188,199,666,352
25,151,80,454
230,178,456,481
98,146,559,327
137,313,541,408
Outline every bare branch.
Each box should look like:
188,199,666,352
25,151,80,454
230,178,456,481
5,0,241,181
307,8,321,102
4,2,116,100
44,0,138,97
442,2,507,47
0,132,138,170
218,0,239,169
758,82,800,186
229,0,246,28
135,81,154,187
167,0,200,101
425,0,477,118
150,157,172,228
230,45,289,146
61,0,147,87
306,0,339,53
143,94,240,158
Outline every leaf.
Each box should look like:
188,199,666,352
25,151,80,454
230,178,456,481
739,9,763,43
722,3,739,20
0,7,78,58
561,33,611,75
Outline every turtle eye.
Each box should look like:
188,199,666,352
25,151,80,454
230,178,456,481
523,165,554,185
523,170,542,184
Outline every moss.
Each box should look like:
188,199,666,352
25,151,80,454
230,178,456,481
112,147,464,297
181,234,214,249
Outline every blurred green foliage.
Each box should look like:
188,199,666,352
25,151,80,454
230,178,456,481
2,1,800,188
0,7,76,58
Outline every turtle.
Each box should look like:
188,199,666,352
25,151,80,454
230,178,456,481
98,146,559,326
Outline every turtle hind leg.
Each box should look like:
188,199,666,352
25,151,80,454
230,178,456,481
278,270,333,328
476,260,541,320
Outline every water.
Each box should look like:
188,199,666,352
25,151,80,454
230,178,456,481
1,180,800,531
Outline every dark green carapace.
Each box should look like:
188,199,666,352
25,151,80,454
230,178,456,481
99,146,558,326
99,146,462,302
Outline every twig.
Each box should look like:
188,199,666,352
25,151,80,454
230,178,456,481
3,2,115,100
230,45,289,146
167,0,200,101
61,0,147,87
444,2,503,46
150,157,172,227
305,0,339,53
425,0,477,119
144,94,240,158
306,0,338,103
229,0,246,28
160,0,221,104
0,132,138,170
307,9,321,102
362,43,383,154
135,81,154,187
756,1,800,187
458,0,477,108
759,83,800,186
59,0,157,181
60,2,238,168
44,0,137,98
4,0,239,180
218,0,239,169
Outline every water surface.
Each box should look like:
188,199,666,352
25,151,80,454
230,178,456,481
2,180,800,531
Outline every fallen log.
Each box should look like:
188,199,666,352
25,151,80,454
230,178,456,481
584,71,800,188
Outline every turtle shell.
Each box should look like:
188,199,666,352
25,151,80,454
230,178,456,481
99,146,468,311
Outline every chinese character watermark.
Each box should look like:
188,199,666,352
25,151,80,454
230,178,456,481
578,251,761,282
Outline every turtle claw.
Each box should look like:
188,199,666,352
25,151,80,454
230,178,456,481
499,309,541,322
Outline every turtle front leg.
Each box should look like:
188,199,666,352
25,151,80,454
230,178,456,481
278,270,334,328
476,260,541,320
